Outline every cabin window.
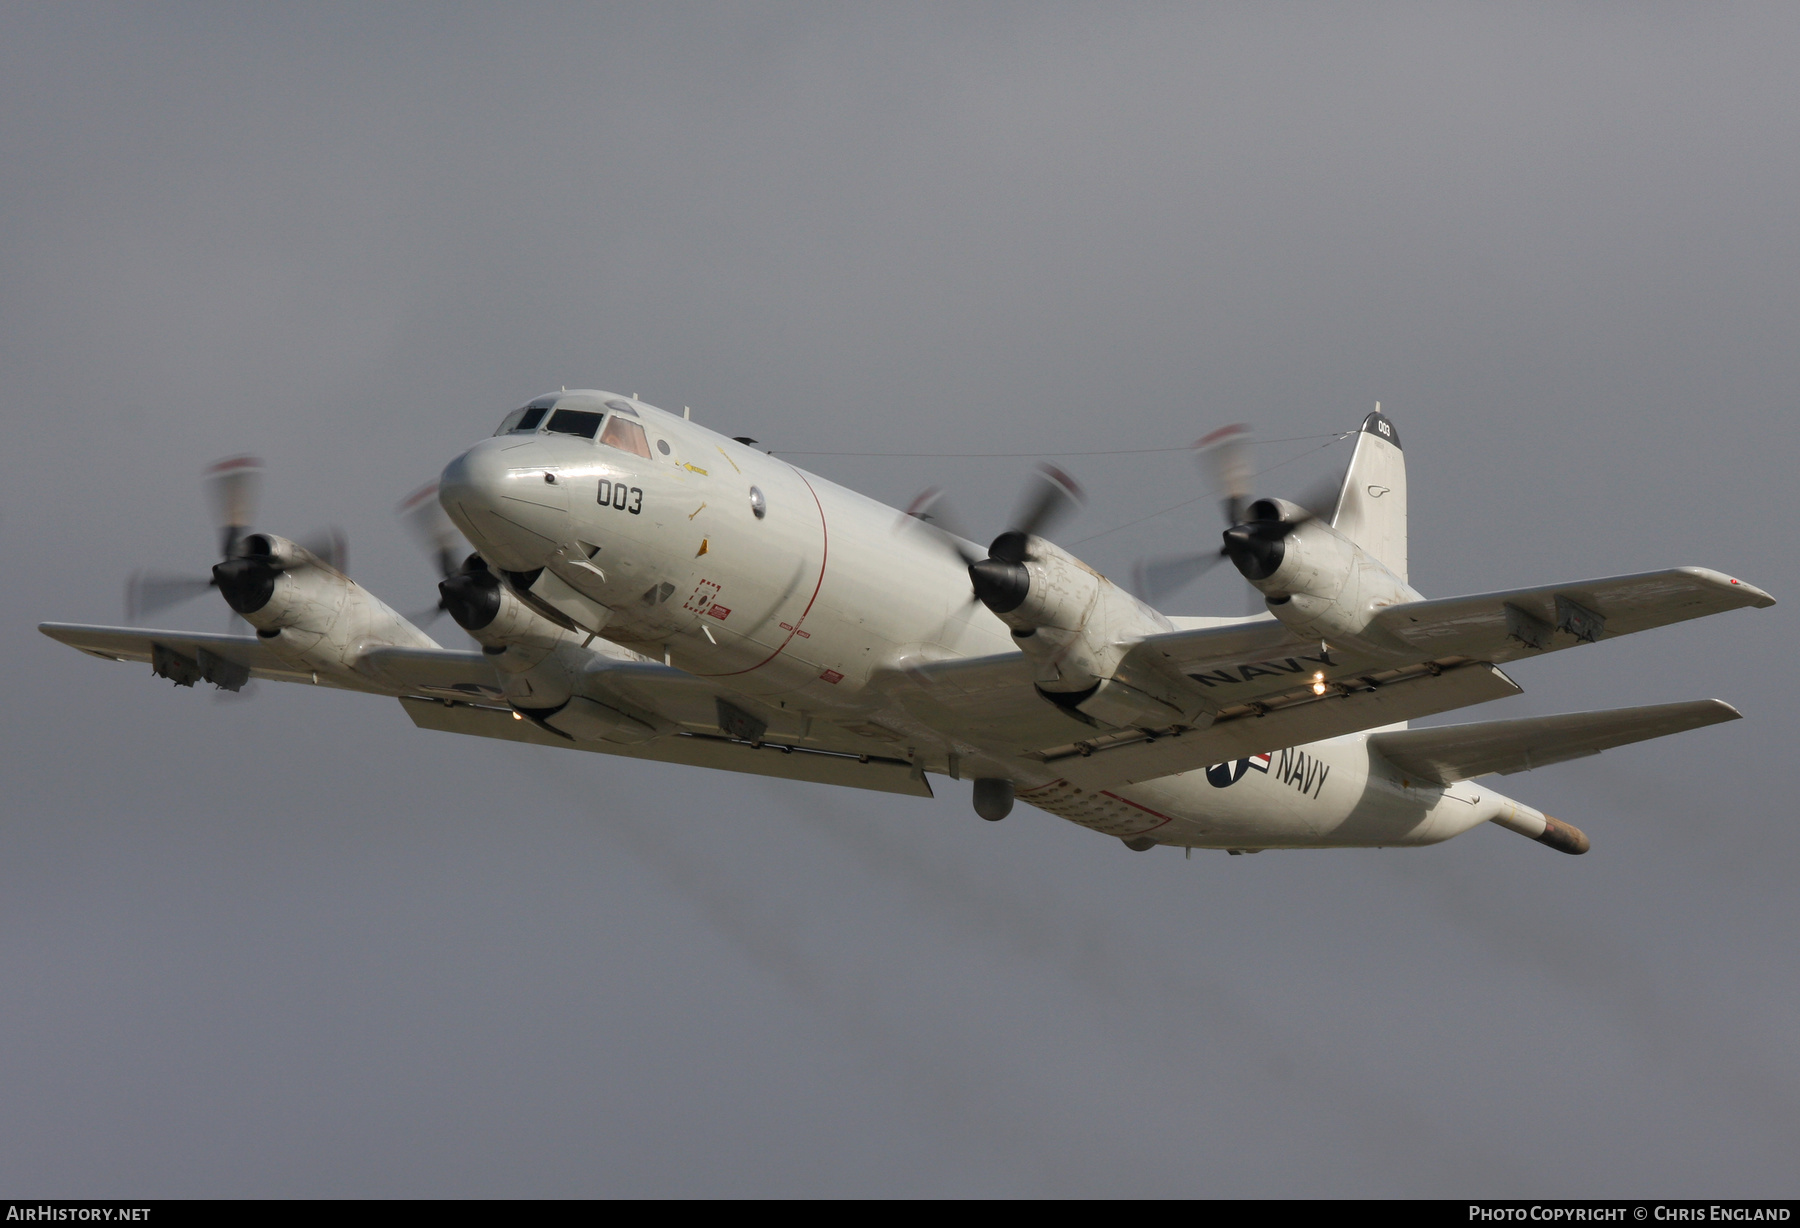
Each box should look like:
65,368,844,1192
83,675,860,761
600,416,652,458
546,408,603,439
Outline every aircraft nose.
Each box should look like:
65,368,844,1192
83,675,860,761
438,437,572,571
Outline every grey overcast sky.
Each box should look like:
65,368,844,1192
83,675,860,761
3,4,1797,1198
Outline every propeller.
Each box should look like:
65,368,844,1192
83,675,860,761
125,456,348,622
397,481,468,626
899,464,1084,615
1131,426,1340,608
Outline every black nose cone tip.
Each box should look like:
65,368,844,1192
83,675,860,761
1222,525,1285,582
969,557,1031,614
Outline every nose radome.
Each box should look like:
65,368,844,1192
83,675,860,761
438,437,572,571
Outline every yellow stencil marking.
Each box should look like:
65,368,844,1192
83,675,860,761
715,446,741,474
683,462,708,476
696,538,709,557
688,501,708,520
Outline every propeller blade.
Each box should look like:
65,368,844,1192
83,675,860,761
1196,424,1253,526
204,456,263,558
398,481,466,580
1009,463,1083,540
899,487,983,567
294,527,348,573
125,571,214,621
1132,550,1229,606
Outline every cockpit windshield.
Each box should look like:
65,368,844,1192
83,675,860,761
546,408,604,439
492,394,634,444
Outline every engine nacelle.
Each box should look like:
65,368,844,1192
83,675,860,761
969,534,1188,728
211,533,439,672
1234,511,1423,653
437,554,665,744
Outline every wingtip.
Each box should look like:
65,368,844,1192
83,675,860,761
1678,567,1775,607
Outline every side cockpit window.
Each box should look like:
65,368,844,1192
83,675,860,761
546,408,604,439
494,405,548,435
600,416,652,459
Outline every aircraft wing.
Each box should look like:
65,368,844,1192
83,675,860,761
1370,567,1774,662
38,622,380,692
43,622,929,796
1366,699,1740,786
889,645,1524,789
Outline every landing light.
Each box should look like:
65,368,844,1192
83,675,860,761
512,711,523,721
1311,672,1328,696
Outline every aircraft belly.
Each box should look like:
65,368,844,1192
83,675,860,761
1023,735,1498,849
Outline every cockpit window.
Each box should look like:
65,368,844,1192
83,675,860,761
516,405,549,431
603,399,639,416
600,416,652,458
546,408,604,439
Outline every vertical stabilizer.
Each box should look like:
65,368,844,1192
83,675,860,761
1331,409,1407,582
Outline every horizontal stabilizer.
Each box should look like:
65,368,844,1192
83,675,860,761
1368,698,1741,785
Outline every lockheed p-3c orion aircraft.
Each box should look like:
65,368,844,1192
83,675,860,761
42,394,1775,857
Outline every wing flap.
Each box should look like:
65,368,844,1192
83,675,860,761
1371,567,1774,662
1367,698,1741,785
400,697,934,797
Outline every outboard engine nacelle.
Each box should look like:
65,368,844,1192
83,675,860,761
1232,514,1422,654
213,532,439,666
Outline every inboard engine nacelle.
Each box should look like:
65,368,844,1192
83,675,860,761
969,532,1187,728
436,552,664,745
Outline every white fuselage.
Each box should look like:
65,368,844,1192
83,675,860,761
428,392,1528,851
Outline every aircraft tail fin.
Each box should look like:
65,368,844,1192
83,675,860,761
1331,409,1407,582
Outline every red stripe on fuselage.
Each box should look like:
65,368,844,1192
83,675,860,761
694,469,829,678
